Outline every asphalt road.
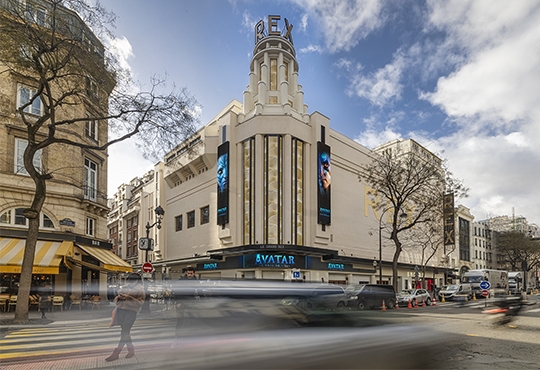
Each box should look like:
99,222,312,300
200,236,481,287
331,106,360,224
1,295,538,369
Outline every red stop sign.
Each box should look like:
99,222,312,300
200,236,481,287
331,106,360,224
142,262,154,273
481,289,489,297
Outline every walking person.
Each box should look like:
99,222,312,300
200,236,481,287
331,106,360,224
105,273,145,362
171,267,198,349
39,286,52,319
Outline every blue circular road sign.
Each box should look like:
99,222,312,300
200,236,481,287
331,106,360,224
480,281,491,290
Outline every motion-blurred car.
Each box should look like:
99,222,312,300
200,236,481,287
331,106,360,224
438,284,472,301
397,289,432,307
280,284,347,311
346,284,397,309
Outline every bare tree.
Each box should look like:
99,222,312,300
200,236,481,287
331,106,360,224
497,231,540,272
360,150,467,291
1,0,197,322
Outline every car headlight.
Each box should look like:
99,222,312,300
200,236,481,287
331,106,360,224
349,296,358,300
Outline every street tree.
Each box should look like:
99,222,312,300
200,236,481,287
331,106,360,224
497,231,540,272
360,149,467,291
0,0,198,322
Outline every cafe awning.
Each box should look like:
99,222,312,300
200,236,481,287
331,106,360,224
77,244,132,272
0,238,73,274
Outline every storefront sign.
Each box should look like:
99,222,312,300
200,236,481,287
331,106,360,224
255,15,293,44
243,254,304,269
202,263,218,270
328,263,345,271
306,257,355,272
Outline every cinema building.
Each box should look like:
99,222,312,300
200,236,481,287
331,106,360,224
140,19,445,289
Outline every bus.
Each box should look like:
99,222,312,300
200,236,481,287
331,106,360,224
461,269,508,297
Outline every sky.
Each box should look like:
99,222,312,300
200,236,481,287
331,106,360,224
100,0,540,226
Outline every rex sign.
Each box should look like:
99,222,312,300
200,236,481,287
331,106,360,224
255,15,293,44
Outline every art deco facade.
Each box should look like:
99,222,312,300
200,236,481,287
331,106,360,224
126,22,447,290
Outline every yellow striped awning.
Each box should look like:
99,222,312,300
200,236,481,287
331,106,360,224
77,245,132,272
0,238,73,274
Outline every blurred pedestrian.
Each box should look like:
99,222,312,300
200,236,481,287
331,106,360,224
105,273,145,362
39,287,52,319
171,267,198,349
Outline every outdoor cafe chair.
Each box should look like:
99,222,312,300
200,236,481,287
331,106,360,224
52,295,64,311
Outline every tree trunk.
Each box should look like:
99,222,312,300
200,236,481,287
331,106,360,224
13,217,40,323
391,232,402,292
13,148,47,323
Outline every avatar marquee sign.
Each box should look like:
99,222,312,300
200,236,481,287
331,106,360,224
255,15,293,44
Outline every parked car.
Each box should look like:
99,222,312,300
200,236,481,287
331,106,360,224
281,285,347,311
346,284,397,309
438,284,472,301
397,289,432,307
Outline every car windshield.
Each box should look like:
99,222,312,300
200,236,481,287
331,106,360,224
442,285,459,291
345,285,364,293
400,290,414,295
462,276,482,283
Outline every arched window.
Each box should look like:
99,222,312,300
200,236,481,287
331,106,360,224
0,208,55,229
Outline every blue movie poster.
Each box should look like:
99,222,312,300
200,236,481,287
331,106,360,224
317,141,331,225
217,142,229,224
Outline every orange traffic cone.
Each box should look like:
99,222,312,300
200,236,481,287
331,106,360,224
432,297,437,306
395,301,400,309
414,299,419,308
422,299,426,307
407,300,413,309
381,300,387,311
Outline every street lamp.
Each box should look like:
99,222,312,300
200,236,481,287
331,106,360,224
145,206,165,262
378,207,407,285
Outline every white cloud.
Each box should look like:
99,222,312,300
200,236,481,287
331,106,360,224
107,140,155,196
300,13,309,32
337,53,405,106
292,0,385,53
299,44,322,54
414,0,540,223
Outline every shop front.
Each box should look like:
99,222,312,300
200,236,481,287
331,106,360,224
0,236,131,302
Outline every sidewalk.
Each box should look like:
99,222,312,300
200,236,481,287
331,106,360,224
0,301,174,331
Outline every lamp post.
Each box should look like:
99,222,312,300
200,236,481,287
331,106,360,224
144,205,165,262
378,207,407,285
140,206,165,314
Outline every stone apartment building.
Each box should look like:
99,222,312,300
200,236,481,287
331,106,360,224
0,0,130,298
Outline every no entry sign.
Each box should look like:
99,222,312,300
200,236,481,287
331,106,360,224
481,289,489,297
142,262,154,273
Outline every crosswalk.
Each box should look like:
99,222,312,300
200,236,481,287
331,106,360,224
0,318,176,361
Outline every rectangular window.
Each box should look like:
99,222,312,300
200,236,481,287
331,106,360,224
270,58,277,90
86,114,98,141
175,215,182,231
86,217,95,237
84,158,97,201
127,230,131,243
127,218,132,229
15,138,42,175
187,211,195,228
18,85,42,116
133,215,138,226
15,208,26,225
200,205,209,225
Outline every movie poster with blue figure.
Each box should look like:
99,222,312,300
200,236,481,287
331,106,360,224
317,141,331,225
217,141,229,224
